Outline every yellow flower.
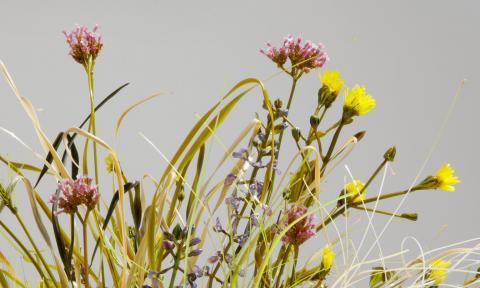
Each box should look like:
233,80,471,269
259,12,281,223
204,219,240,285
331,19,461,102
428,259,451,284
345,179,366,203
434,163,460,192
319,70,344,94
321,246,335,270
343,85,376,117
105,153,115,173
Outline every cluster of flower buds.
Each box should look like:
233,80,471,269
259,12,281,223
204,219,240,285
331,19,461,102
162,224,203,258
186,265,210,288
63,25,103,65
207,250,245,278
49,177,100,215
261,35,328,74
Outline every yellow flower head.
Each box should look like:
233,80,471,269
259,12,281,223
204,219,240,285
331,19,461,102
434,163,460,192
428,259,451,284
345,179,366,203
343,85,376,117
321,246,335,270
319,70,344,94
105,153,115,173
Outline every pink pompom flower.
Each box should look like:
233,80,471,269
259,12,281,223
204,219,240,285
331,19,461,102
49,176,100,215
260,35,328,74
63,24,103,65
281,204,316,246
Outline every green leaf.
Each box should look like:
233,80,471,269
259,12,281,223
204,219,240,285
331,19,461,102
172,224,183,240
33,82,129,188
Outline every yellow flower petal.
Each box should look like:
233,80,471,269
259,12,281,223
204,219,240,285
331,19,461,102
319,70,344,94
344,85,376,116
321,246,335,270
429,259,451,284
345,179,366,203
434,163,460,192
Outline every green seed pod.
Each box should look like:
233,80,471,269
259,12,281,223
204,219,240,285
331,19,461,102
310,115,320,128
291,127,301,142
384,146,397,162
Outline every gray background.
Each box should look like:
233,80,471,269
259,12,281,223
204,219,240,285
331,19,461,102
0,0,479,285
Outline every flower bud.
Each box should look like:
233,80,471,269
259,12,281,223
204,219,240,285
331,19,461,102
274,98,284,109
321,246,335,270
310,115,320,128
318,86,338,108
189,237,202,246
400,213,418,221
133,183,142,230
384,146,396,162
354,131,366,141
188,249,203,257
291,127,301,142
162,240,174,250
208,255,220,264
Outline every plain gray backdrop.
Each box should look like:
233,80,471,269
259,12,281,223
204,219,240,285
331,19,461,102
0,0,479,285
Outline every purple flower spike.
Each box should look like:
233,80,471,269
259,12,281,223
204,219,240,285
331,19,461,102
63,24,103,65
261,35,328,74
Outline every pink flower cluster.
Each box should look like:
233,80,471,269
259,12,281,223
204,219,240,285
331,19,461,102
281,204,316,246
49,177,100,214
260,35,328,73
63,25,103,65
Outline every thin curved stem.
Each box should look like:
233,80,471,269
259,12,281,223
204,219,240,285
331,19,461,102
14,213,57,286
0,221,49,286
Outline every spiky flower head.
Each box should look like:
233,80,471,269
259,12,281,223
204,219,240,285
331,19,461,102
281,204,316,246
320,70,344,95
343,85,376,118
261,35,328,74
49,176,100,214
428,259,451,284
433,163,460,192
318,70,344,108
417,163,460,192
345,179,366,204
63,25,103,65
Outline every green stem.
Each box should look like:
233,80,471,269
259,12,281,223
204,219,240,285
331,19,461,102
0,221,49,285
209,234,234,287
317,188,422,231
322,117,345,171
67,214,75,276
266,77,298,204
14,213,57,286
274,244,291,288
351,206,417,221
83,210,91,288
169,257,180,288
85,61,100,192
289,245,299,286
